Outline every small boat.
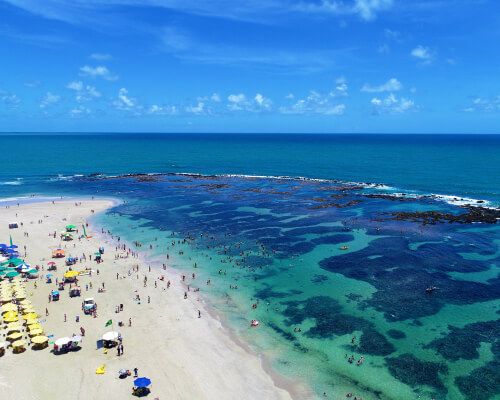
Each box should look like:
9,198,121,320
250,320,259,327
339,245,349,250
426,286,438,293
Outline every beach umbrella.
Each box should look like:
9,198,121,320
7,332,22,341
24,318,38,326
28,323,42,331
23,312,38,320
6,271,19,278
6,322,21,333
31,335,48,344
47,261,56,266
3,310,18,319
29,328,44,336
64,270,79,279
27,269,38,275
55,337,71,347
22,307,36,314
11,339,25,348
7,245,18,249
66,224,76,230
102,331,120,341
2,303,17,312
4,315,19,323
133,377,152,388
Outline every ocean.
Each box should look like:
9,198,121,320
1,133,499,400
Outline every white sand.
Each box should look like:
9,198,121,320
0,199,300,400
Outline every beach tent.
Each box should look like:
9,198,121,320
102,331,120,341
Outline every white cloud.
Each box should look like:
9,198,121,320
114,87,136,109
227,93,247,110
210,93,221,102
330,76,349,97
285,93,295,99
148,104,178,115
294,0,392,21
370,93,415,114
69,105,90,117
90,53,112,60
354,0,393,21
254,93,272,109
40,92,60,108
0,90,21,108
66,81,101,102
361,78,402,93
463,96,500,113
281,90,346,115
185,101,206,114
79,65,118,80
411,45,434,64
66,81,83,91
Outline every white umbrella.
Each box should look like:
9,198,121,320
55,337,72,347
102,331,120,341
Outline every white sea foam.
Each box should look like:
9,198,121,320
0,178,23,186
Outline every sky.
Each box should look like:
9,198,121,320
0,0,499,133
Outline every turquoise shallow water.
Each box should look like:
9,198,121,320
0,134,499,399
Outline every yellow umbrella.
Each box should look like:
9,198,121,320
6,323,21,332
1,303,17,312
14,293,26,300
28,323,42,331
64,270,79,278
24,317,38,325
23,312,38,319
7,332,22,341
31,335,48,344
3,315,19,323
12,339,26,348
3,310,18,319
29,328,44,336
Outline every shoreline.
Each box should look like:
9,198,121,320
90,208,311,399
0,197,297,400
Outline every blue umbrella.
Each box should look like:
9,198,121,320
0,244,7,248
133,377,151,388
8,245,18,249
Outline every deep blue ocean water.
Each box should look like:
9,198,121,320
1,133,499,400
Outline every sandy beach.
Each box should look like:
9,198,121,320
0,199,297,400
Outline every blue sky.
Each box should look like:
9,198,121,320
0,0,499,133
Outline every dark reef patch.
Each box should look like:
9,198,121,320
425,320,499,361
387,329,407,340
319,236,499,320
358,328,395,356
455,360,500,400
386,353,448,390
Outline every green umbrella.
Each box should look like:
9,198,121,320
27,269,38,274
6,271,19,278
66,224,76,231
6,258,24,267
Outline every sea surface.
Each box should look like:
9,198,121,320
1,133,499,400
